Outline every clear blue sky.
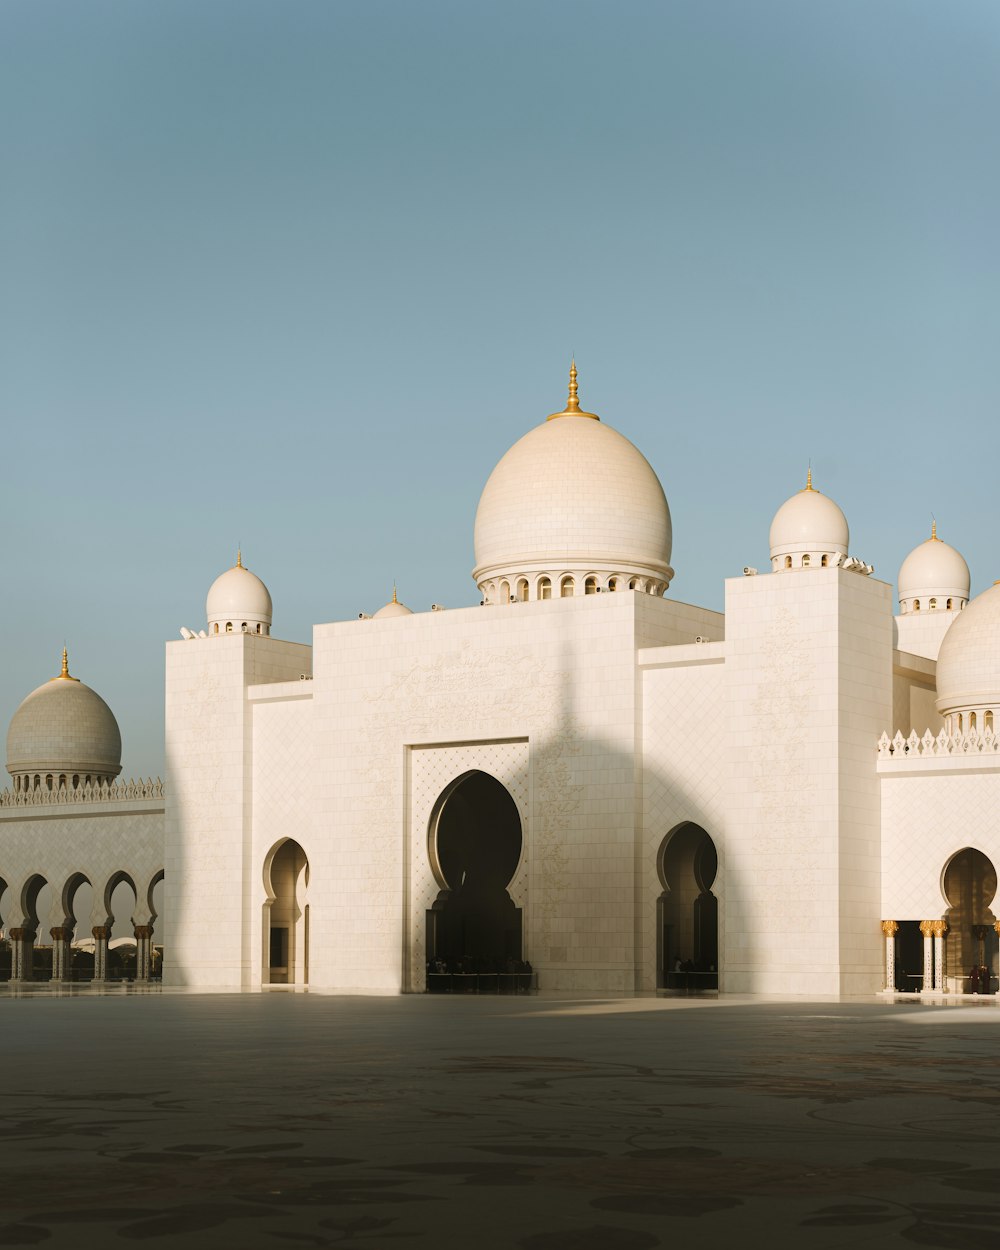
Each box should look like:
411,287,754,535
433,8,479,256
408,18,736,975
3,0,999,779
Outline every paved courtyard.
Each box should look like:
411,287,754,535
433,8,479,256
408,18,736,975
1,990,999,1249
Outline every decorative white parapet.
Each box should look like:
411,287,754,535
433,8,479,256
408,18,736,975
877,727,1000,760
0,777,164,808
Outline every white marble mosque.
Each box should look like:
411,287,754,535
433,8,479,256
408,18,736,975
2,365,1000,996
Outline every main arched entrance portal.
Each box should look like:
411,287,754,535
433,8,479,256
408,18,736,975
657,823,718,989
426,771,522,981
943,847,997,994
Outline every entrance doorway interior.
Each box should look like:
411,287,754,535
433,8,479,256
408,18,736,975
657,823,718,989
943,847,998,993
263,839,309,986
426,771,523,977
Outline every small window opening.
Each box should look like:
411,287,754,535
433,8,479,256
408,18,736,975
986,711,994,732
256,623,262,634
913,600,920,613
802,554,811,567
561,576,574,598
947,598,953,610
929,598,937,610
784,556,792,570
500,581,510,605
226,621,233,633
538,577,551,600
821,554,828,567
213,622,219,635
585,577,598,595
970,712,978,731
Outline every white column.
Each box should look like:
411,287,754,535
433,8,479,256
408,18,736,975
933,921,948,993
92,926,110,982
134,926,153,981
50,927,73,982
920,921,935,991
882,921,899,991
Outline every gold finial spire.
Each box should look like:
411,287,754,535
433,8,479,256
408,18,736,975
566,359,580,413
803,464,814,492
931,518,938,541
236,547,243,568
547,360,599,421
392,583,398,605
52,647,79,683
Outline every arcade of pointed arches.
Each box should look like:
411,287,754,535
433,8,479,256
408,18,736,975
0,866,164,983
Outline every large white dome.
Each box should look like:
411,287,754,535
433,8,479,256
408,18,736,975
207,552,272,635
898,524,970,614
936,581,1000,719
6,650,122,788
769,471,849,571
472,366,673,600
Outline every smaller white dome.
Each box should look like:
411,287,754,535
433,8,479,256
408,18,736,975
207,552,272,635
373,588,413,619
769,470,849,571
898,523,970,613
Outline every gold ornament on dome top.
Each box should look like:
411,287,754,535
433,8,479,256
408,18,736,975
931,518,939,542
801,465,815,492
547,361,599,421
50,647,80,683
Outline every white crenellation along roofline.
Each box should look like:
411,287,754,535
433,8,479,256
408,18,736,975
0,777,165,811
877,728,1000,774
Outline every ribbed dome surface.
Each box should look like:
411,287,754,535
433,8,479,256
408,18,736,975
473,415,672,587
7,670,122,779
936,582,1000,715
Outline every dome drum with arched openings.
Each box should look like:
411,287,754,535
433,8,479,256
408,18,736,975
206,551,273,637
472,364,674,602
6,649,122,792
768,469,849,572
897,522,970,615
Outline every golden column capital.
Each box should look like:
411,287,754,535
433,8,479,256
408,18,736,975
919,920,936,937
994,921,1000,936
931,920,949,938
881,920,900,936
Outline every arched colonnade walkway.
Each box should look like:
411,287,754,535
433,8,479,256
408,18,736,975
883,847,999,995
0,867,164,984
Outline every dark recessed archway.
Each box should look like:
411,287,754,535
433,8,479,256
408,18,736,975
943,847,998,993
427,771,523,977
657,823,718,989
